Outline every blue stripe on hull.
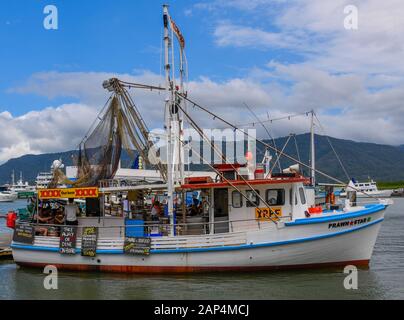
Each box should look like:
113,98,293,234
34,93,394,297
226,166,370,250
286,203,385,226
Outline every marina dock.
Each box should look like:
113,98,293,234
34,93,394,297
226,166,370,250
0,233,12,260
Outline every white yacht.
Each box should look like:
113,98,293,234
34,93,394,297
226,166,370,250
340,179,392,198
35,172,54,189
8,171,36,198
0,191,18,202
35,159,67,189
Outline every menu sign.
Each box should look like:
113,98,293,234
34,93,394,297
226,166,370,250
81,227,98,257
124,237,151,255
59,226,77,254
13,224,35,244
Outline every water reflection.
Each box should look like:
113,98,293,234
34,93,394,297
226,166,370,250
1,199,403,300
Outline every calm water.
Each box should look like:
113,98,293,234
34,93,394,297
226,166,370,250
0,198,403,300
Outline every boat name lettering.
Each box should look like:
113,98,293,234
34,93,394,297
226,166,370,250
328,217,371,229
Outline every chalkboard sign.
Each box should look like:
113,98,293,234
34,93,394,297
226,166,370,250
124,237,151,255
13,224,34,244
59,226,77,254
81,227,98,257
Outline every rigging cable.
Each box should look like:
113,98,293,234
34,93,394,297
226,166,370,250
177,97,287,224
314,113,351,182
269,134,293,177
175,92,380,200
243,102,282,172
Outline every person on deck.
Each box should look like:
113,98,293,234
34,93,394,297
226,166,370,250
54,208,65,225
65,198,79,226
151,200,161,221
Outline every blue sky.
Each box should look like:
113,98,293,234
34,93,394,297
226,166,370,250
1,0,404,163
0,0,297,116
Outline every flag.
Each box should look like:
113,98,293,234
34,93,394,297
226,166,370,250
170,17,185,50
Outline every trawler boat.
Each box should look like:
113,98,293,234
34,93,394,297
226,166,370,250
340,179,392,198
10,6,391,273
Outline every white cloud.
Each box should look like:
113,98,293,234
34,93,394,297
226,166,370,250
3,67,404,166
0,103,97,163
3,1,404,163
214,22,307,51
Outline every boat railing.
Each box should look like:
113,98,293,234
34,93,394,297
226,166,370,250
99,178,163,189
17,215,284,239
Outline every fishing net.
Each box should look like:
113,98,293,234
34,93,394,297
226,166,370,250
49,91,165,188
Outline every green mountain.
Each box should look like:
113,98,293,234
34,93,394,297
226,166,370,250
0,151,77,185
1,133,404,184
259,134,404,183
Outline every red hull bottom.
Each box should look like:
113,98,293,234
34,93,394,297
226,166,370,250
16,260,370,274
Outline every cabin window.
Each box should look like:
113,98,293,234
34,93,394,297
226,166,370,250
289,188,297,205
266,189,285,206
232,191,243,208
246,190,260,207
299,187,306,205
223,171,236,181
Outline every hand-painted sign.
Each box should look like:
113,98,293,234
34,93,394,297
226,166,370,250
81,227,98,257
255,207,282,221
39,187,98,199
59,226,77,254
124,237,151,255
13,224,35,244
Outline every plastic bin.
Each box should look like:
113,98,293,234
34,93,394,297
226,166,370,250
125,219,145,237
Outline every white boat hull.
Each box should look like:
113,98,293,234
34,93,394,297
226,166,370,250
12,204,386,273
0,192,18,202
340,189,392,198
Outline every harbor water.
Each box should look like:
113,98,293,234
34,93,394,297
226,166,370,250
0,199,403,300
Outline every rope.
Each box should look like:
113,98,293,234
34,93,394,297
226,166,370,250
78,95,112,147
176,97,283,224
292,134,302,163
175,92,380,200
243,102,282,172
314,113,350,181
269,134,292,177
235,110,312,128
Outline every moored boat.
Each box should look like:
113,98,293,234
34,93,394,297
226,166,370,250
9,5,392,273
340,179,392,198
8,171,36,199
0,191,18,202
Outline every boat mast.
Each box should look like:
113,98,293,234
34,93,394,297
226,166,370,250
11,170,15,186
163,4,175,236
310,110,316,187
